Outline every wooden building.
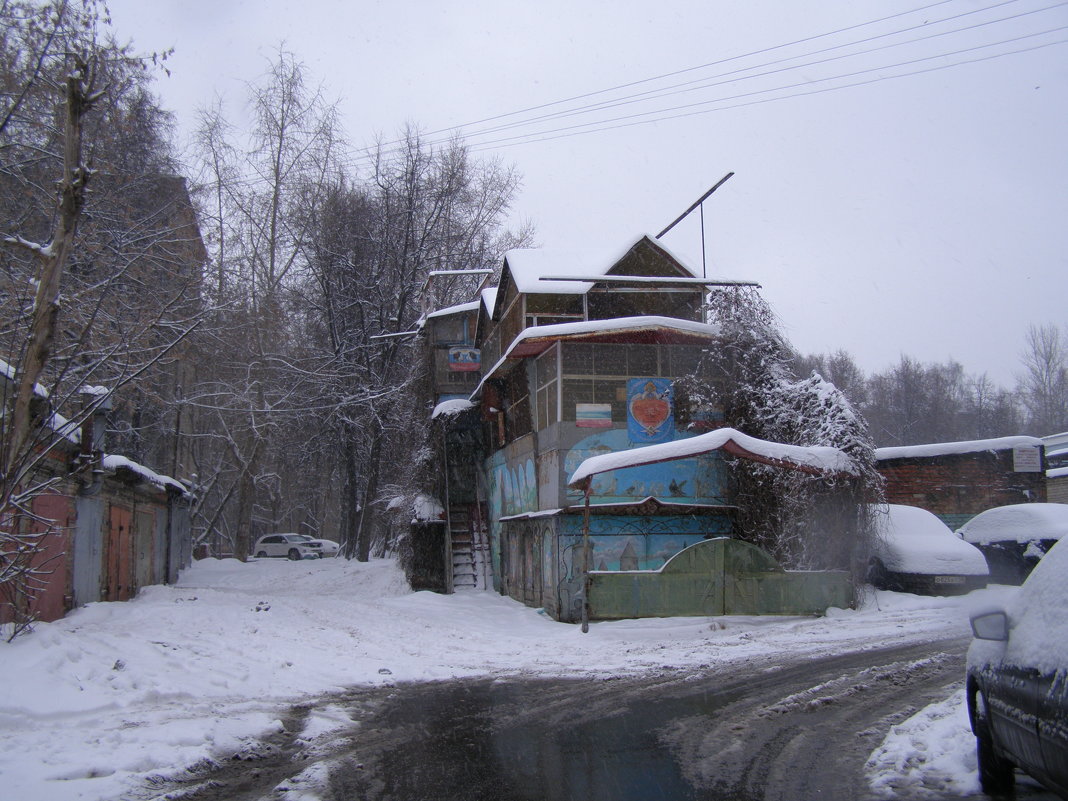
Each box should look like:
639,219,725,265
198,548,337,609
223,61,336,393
418,234,854,621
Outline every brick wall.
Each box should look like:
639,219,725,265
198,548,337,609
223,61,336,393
1048,475,1068,504
877,449,1047,529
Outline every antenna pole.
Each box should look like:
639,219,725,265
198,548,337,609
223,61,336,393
655,171,734,242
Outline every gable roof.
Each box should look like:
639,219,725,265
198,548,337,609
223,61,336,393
491,233,700,318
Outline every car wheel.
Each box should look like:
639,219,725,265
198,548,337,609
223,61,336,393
256,551,267,558
287,548,300,561
974,693,1014,795
868,558,888,589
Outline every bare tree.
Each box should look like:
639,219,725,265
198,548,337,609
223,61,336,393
0,0,196,634
1018,323,1068,435
300,130,527,560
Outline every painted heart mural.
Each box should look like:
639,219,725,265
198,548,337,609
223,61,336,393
627,378,674,443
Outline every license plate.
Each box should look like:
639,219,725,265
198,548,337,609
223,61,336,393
934,575,965,584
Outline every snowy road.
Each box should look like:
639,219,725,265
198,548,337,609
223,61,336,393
0,557,1039,800
153,639,975,800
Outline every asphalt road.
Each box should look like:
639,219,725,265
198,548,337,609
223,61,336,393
142,635,1056,801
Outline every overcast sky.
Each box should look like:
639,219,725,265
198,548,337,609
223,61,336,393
107,0,1068,386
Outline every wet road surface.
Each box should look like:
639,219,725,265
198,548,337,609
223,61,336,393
143,636,1060,801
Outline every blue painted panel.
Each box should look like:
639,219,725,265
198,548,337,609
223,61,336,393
559,513,733,570
627,377,674,443
563,429,728,505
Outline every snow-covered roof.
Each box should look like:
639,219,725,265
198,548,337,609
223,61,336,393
568,426,857,488
957,502,1068,545
1049,466,1068,479
870,504,988,576
424,300,479,320
480,286,498,316
471,315,720,397
875,436,1043,461
412,493,445,522
102,455,187,495
502,233,701,296
431,398,474,419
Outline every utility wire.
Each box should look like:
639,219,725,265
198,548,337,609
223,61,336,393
341,1,1065,169
369,19,1068,160
465,36,1066,153
453,0,1057,142
198,1,1066,188
374,0,966,149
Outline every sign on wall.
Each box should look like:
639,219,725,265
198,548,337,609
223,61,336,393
1012,446,1042,472
627,378,673,444
448,347,480,371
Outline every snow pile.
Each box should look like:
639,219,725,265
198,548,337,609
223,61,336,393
866,689,980,798
430,398,474,419
870,504,988,575
957,502,1068,545
0,556,1006,801
411,493,444,521
101,454,186,494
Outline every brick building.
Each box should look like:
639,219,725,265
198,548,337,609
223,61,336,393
875,436,1046,530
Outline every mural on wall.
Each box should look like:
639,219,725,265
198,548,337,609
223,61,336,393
564,429,728,505
627,377,673,443
559,513,732,571
489,457,538,519
447,346,480,371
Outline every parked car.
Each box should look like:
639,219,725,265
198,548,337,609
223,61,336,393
966,537,1068,798
958,502,1068,584
867,504,989,595
253,533,321,560
306,538,340,557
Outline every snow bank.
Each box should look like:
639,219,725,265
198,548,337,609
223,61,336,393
866,688,980,798
957,502,1068,545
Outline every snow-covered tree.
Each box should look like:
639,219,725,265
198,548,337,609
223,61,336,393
680,287,880,576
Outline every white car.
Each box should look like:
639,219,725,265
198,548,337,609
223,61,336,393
305,538,340,557
958,502,1068,584
867,504,989,595
253,533,321,560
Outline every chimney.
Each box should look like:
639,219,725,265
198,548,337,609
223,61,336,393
78,386,111,470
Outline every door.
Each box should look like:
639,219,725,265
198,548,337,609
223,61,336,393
28,492,73,622
106,504,133,601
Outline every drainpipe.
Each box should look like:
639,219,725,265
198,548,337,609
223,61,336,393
581,478,592,633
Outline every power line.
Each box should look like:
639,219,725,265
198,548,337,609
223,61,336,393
464,36,1066,154
194,1,1067,189
417,25,1068,153
375,0,966,149
448,0,1058,143
338,1,1065,169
